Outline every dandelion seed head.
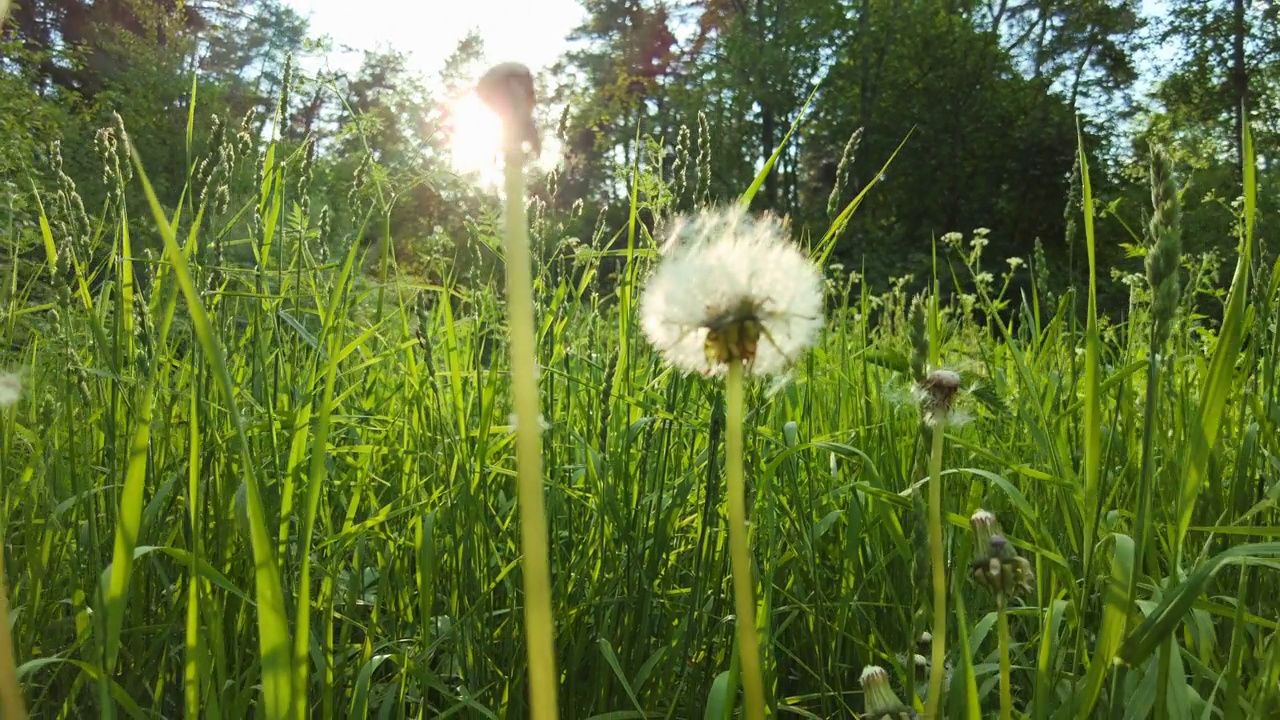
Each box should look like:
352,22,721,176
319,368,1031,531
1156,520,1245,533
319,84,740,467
0,372,22,407
640,206,824,377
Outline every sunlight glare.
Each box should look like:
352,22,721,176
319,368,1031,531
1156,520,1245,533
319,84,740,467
446,91,506,189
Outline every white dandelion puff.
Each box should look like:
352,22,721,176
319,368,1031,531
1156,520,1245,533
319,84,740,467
0,372,22,407
640,206,824,377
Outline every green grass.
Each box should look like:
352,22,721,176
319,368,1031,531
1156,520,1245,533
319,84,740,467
1,93,1279,720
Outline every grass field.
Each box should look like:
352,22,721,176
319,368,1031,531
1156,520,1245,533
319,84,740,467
1,95,1278,720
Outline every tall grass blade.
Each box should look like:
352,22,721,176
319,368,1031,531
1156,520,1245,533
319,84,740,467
1075,124,1103,577
1173,120,1254,557
127,148,294,719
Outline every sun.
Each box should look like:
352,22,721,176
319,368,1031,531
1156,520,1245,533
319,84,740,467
445,90,505,189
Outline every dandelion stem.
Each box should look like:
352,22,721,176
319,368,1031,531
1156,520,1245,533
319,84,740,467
997,595,1012,720
925,425,947,719
502,145,559,720
0,525,27,720
726,359,765,720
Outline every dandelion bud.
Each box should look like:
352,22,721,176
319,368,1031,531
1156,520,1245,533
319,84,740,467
476,62,540,157
860,665,917,719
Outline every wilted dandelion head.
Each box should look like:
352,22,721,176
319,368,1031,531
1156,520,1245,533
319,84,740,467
913,368,962,425
0,372,22,407
640,206,824,378
968,509,1035,600
859,665,917,719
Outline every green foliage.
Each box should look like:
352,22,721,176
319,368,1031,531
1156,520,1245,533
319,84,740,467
2,0,1280,716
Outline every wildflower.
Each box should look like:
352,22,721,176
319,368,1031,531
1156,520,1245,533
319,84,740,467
639,206,824,377
970,236,989,252
1006,257,1024,270
974,271,994,288
969,509,1035,600
913,368,962,426
941,231,963,248
860,665,918,719
0,373,22,407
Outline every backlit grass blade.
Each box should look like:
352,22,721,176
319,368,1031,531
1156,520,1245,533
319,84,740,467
128,147,294,719
31,181,58,273
292,239,359,719
103,212,185,673
1075,124,1103,577
738,82,819,208
1173,119,1254,558
814,130,913,266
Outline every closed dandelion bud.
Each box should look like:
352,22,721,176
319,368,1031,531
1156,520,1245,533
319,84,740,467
1146,142,1182,341
860,665,917,719
476,62,540,157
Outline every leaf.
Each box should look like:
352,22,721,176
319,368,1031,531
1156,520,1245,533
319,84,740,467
598,639,647,717
1117,543,1280,668
1075,534,1134,719
703,671,732,720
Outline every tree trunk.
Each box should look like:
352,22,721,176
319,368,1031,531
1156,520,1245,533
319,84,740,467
761,103,777,208
1231,0,1248,182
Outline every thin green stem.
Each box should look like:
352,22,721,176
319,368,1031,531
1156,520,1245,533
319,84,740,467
925,424,947,719
1110,332,1163,718
726,360,765,720
503,146,559,720
997,596,1012,720
0,523,27,720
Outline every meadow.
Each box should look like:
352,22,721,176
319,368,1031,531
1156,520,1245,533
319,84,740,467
0,82,1278,720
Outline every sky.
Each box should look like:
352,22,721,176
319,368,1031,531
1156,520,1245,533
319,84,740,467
286,0,584,80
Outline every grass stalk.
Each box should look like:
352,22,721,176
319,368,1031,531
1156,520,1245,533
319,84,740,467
502,144,559,720
726,359,765,720
0,529,26,720
925,424,947,719
997,596,1012,720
